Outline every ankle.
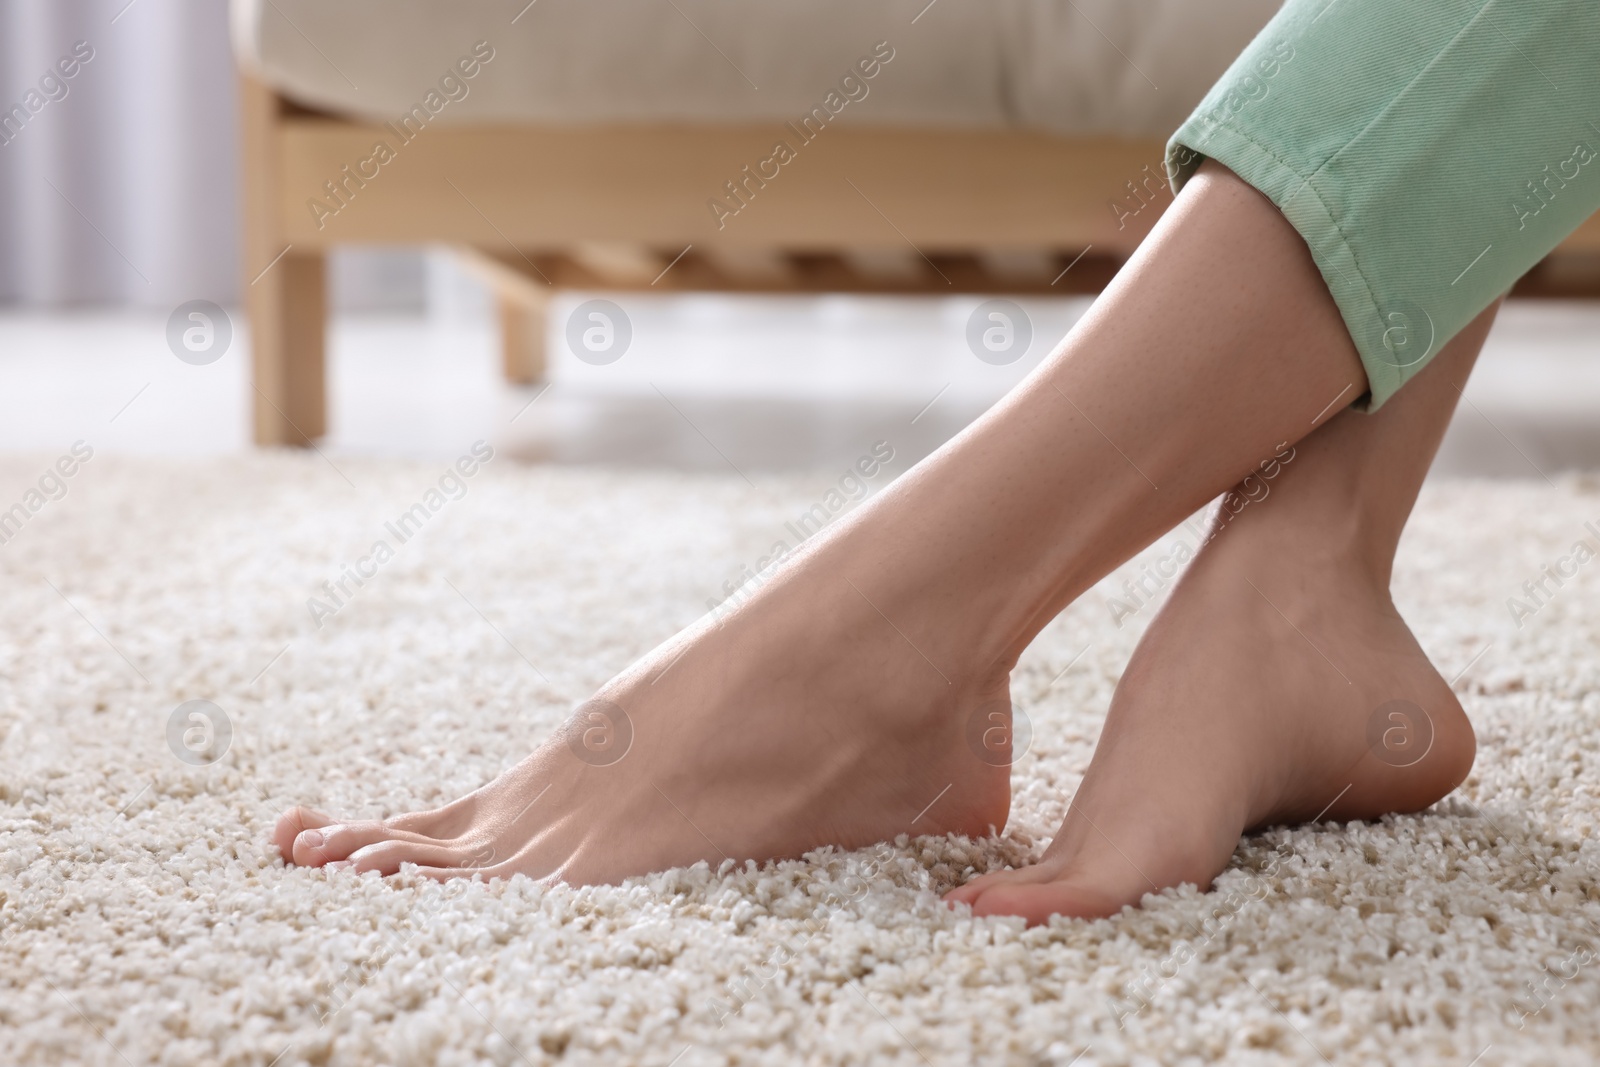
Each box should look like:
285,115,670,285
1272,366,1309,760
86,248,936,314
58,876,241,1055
1219,501,1395,593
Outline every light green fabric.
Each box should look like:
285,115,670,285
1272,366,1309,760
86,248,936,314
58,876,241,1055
1167,0,1600,410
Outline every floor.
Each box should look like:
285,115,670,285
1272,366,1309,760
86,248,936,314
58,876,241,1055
6,297,1600,1064
1,295,1598,480
3,453,1597,1066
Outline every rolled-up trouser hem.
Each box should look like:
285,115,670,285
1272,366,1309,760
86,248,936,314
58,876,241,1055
1169,117,1396,407
1164,0,1600,412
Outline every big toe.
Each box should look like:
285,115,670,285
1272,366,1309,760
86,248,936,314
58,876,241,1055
947,867,1133,925
944,866,1045,911
970,880,1129,924
291,820,434,867
346,839,484,877
274,807,333,864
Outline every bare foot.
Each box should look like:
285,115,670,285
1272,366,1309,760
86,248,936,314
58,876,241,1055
270,160,1436,896
945,504,1476,924
274,534,1014,883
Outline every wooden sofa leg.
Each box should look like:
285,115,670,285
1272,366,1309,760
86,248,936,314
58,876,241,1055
498,290,548,384
250,251,327,445
240,70,327,446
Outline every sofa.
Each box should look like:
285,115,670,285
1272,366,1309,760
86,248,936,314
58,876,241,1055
230,0,1600,445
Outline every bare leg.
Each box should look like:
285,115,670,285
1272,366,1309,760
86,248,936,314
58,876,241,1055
947,297,1497,922
275,162,1437,891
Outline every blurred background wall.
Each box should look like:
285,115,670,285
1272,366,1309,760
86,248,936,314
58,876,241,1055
2,0,1596,480
0,0,238,306
0,0,432,312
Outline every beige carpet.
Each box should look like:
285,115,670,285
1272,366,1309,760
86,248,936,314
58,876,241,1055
3,453,1599,1067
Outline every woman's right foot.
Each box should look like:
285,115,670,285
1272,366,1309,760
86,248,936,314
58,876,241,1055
947,493,1477,924
274,518,1016,885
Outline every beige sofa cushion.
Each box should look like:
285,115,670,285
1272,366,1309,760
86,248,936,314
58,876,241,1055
232,0,1280,138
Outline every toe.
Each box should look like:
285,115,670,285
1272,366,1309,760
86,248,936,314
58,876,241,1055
947,865,1131,925
969,878,1128,925
346,839,489,877
274,807,333,864
409,854,530,884
291,820,426,867
384,798,478,840
411,834,549,884
943,864,1050,907
942,881,988,906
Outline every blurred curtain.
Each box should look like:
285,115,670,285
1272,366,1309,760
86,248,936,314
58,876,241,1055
0,0,238,308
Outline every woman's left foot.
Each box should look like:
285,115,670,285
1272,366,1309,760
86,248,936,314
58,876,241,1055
946,498,1477,925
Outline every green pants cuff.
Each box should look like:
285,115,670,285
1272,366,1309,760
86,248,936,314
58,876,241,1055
1165,0,1600,411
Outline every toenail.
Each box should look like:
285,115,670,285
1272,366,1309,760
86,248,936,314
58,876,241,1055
300,829,325,848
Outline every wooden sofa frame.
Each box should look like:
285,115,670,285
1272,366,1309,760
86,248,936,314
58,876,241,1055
239,73,1600,446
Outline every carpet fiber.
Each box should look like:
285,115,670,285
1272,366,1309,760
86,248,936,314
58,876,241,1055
3,454,1600,1066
